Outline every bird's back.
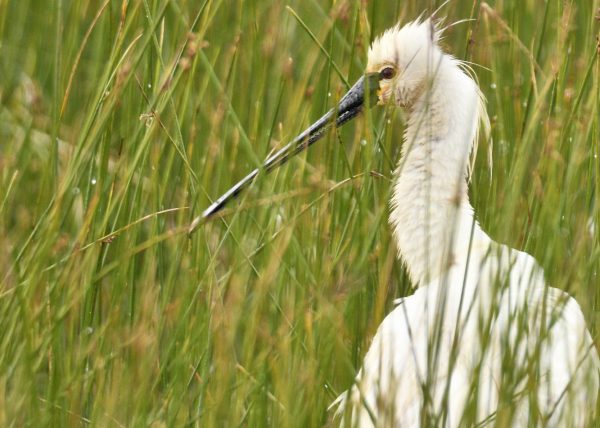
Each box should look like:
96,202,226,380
336,239,599,427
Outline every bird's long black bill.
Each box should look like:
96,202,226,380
189,72,380,234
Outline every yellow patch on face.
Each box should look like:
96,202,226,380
377,81,394,105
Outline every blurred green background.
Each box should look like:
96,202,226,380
0,0,598,426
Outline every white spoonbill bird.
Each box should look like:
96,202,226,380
332,19,600,427
191,16,599,428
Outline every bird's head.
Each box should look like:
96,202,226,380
367,19,443,108
191,18,453,229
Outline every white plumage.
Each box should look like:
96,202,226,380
334,19,599,427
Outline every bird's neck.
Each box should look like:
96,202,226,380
390,62,486,286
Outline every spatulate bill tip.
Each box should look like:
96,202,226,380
188,213,208,235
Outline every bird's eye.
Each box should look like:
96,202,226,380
380,67,396,80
